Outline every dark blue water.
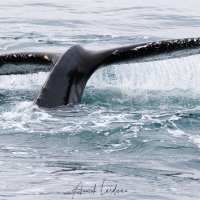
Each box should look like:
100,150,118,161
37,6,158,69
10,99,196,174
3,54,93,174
1,1,200,200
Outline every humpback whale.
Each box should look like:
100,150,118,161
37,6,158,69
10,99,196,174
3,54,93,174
0,37,200,108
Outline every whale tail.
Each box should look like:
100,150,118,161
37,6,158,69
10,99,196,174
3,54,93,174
34,45,111,107
1,37,200,108
35,38,200,108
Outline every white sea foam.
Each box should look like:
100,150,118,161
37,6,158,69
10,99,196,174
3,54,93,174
189,135,200,148
167,128,200,149
1,103,54,132
167,129,186,137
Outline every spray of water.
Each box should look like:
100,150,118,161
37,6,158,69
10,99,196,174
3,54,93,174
88,54,200,92
0,72,49,90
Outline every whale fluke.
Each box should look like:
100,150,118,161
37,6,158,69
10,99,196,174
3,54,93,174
1,37,200,108
35,37,200,108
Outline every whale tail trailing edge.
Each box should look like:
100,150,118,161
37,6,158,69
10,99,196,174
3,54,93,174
0,52,60,75
1,37,200,107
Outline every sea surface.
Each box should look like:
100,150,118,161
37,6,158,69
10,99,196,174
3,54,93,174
1,0,200,200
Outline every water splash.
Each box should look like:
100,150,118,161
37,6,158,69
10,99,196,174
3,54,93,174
0,72,48,89
88,54,200,91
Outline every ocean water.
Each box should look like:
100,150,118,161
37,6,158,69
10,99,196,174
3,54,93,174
1,0,200,200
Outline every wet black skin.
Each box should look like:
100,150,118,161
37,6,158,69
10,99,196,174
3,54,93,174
0,37,200,108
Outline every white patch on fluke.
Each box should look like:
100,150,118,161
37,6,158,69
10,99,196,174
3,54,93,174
132,44,148,51
44,55,49,60
112,49,119,55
